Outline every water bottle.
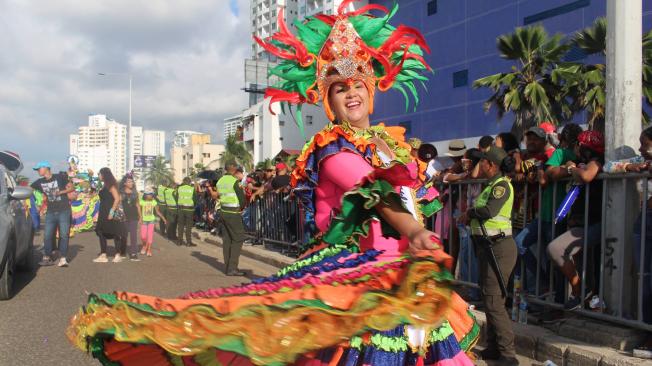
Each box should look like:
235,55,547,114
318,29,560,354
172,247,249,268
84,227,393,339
511,275,521,321
518,296,528,324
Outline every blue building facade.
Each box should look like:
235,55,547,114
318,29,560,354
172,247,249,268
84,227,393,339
369,0,652,142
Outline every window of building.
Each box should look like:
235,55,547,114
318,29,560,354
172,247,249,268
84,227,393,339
182,155,186,160
452,69,469,88
398,121,412,135
427,0,437,16
280,137,284,141
279,120,285,126
524,0,590,25
190,154,193,159
306,115,313,125
272,22,277,30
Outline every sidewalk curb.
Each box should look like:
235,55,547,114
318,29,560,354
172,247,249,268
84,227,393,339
191,228,650,366
192,229,293,269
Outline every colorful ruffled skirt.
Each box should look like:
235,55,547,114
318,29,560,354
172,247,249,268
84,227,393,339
67,170,479,365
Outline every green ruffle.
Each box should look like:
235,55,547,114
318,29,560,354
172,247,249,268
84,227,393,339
458,311,481,352
420,199,443,218
323,178,404,247
428,321,454,342
275,245,351,277
369,332,410,352
89,338,120,366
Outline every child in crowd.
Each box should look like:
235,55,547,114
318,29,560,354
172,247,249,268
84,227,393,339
139,190,167,257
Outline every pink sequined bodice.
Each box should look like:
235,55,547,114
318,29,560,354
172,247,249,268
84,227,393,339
315,152,409,258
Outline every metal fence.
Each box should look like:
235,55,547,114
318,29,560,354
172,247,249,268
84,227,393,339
238,174,652,332
244,191,306,257
440,173,652,332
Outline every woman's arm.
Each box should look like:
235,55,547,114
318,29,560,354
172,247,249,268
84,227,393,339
108,186,120,220
155,205,167,223
570,160,601,183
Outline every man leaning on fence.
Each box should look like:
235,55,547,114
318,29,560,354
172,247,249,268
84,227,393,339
210,161,246,276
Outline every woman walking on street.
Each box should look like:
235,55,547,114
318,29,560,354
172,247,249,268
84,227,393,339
120,174,142,261
93,168,127,263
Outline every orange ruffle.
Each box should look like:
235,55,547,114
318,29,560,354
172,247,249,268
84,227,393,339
291,123,413,187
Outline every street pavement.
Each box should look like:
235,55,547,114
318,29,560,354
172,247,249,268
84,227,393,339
0,230,278,366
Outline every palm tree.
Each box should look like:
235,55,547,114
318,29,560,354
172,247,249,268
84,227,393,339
142,156,174,187
189,163,206,179
255,158,273,170
220,135,253,170
473,25,572,136
556,18,652,127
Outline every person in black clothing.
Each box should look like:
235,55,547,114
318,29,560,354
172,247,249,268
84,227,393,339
119,174,141,261
547,130,604,310
93,168,127,263
31,161,75,267
271,162,291,192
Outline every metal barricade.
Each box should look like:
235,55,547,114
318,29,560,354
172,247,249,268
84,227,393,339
438,173,652,332
244,191,304,257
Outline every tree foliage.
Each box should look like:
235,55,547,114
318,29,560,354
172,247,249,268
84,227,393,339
142,156,174,187
473,25,571,136
220,135,253,170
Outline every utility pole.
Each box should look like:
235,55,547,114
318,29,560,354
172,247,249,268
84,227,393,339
604,0,642,317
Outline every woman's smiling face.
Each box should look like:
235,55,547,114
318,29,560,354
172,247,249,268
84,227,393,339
327,79,370,128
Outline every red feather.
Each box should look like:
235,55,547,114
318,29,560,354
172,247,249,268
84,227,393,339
252,8,312,65
313,14,335,25
264,88,305,115
378,40,413,90
380,25,431,55
337,0,358,15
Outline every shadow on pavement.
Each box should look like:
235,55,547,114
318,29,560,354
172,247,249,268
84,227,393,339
189,251,261,281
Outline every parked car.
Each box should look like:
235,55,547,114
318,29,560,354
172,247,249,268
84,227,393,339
0,151,34,300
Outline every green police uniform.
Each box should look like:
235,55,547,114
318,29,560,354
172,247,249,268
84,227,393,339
176,184,196,246
164,186,178,240
216,174,245,274
157,184,168,235
468,174,517,359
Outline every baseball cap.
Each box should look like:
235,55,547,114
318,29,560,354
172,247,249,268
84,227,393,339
275,162,288,170
445,140,467,157
539,122,555,134
481,145,508,166
526,126,546,139
32,161,51,170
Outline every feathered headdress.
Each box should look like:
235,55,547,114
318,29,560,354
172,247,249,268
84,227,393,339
254,0,431,137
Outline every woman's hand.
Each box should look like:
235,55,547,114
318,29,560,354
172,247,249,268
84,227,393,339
107,214,114,221
408,228,441,255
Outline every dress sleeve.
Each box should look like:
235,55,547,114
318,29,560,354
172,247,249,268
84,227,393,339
320,151,374,192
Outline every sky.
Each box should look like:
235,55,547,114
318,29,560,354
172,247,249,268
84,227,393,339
0,0,250,177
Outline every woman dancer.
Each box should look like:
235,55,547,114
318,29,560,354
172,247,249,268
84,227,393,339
68,2,478,365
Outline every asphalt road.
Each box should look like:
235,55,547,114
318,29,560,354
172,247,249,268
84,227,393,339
0,230,277,366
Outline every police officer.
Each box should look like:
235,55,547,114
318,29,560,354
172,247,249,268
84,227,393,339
164,183,179,241
459,145,518,365
210,161,246,276
157,183,168,235
176,177,197,247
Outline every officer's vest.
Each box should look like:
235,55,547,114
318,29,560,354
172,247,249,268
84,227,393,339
157,185,167,205
470,176,513,234
216,175,240,211
177,185,194,209
140,199,158,222
164,187,177,207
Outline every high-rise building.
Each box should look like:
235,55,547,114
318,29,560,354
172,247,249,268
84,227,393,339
129,127,166,190
223,115,243,138
298,0,367,18
172,131,207,148
70,114,127,178
169,133,224,183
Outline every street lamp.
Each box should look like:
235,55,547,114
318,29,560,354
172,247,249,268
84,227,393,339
98,72,133,173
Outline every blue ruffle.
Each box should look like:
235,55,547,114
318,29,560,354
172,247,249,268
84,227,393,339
250,249,383,284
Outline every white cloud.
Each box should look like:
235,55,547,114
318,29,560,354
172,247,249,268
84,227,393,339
0,0,251,175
